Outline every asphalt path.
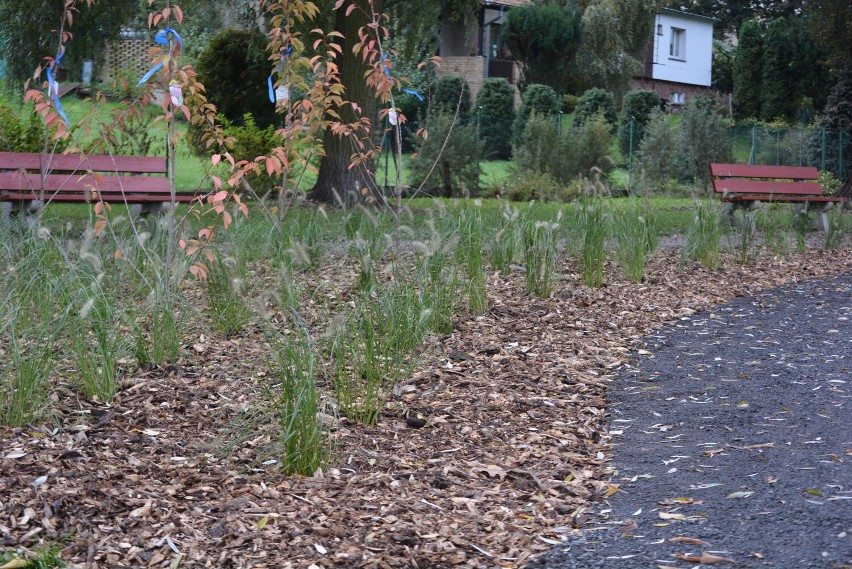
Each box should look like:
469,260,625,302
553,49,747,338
529,272,852,569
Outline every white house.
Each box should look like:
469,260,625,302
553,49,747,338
633,8,716,107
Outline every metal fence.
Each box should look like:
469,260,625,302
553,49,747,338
376,113,851,190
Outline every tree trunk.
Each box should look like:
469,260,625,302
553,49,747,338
309,0,383,204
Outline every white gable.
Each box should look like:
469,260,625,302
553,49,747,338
650,10,714,86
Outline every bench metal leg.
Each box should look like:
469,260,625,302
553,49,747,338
794,202,833,232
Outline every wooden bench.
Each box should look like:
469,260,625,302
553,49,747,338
0,152,200,217
710,163,847,231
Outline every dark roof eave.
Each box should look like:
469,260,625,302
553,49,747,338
660,7,718,23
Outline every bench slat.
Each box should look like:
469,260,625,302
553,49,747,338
0,172,171,194
709,164,819,180
712,179,823,195
0,152,166,174
721,194,845,203
1,193,196,203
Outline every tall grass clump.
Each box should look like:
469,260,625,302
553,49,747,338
457,208,487,313
523,212,559,297
129,301,182,366
681,200,725,269
489,204,522,275
759,212,793,257
327,293,419,426
1,323,57,426
73,294,123,401
416,220,458,334
612,198,657,282
793,206,810,253
824,208,848,250
265,316,325,476
205,256,251,334
578,200,606,288
733,208,757,265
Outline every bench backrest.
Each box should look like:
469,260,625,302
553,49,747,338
709,164,818,180
0,152,166,175
710,163,822,196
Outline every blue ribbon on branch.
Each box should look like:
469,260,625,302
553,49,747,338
46,51,70,126
267,46,293,104
380,55,424,101
137,28,184,86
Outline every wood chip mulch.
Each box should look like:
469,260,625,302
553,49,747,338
1,247,851,568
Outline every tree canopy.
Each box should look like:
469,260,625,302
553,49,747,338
503,2,583,94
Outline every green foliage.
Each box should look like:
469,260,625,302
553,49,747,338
619,90,661,155
634,109,683,193
680,96,732,188
681,200,724,270
0,0,137,81
430,76,472,117
457,208,487,313
612,198,657,282
760,17,830,122
196,27,277,128
205,257,250,334
408,112,481,197
562,94,579,114
523,215,558,297
578,199,607,288
811,68,852,178
572,88,617,130
264,316,325,476
476,78,515,160
513,111,614,194
0,101,68,153
575,0,655,94
514,84,560,140
503,2,582,93
0,545,66,568
733,20,764,119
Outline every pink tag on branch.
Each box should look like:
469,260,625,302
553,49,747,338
169,81,183,107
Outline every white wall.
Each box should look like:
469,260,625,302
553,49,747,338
652,13,713,86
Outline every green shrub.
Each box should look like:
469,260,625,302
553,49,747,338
196,28,277,128
514,83,560,139
562,94,579,114
408,112,481,197
680,96,732,188
634,109,683,193
565,114,615,179
513,112,561,181
619,89,662,155
513,111,614,193
430,76,472,117
572,88,617,130
476,78,515,160
0,101,69,153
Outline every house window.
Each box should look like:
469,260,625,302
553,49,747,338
671,92,685,105
657,24,663,36
670,27,686,60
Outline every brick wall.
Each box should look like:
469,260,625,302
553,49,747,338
631,78,712,112
435,55,522,109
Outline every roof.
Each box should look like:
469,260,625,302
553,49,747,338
483,0,531,7
660,7,718,23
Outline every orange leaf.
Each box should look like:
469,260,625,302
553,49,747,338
669,537,708,546
673,552,737,565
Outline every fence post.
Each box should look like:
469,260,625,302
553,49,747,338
476,106,482,146
557,111,564,136
749,124,757,165
821,127,826,171
776,128,780,165
839,130,846,180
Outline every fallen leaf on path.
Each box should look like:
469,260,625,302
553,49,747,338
674,552,737,564
659,512,687,520
669,536,709,546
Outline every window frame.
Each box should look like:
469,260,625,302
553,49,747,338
669,27,686,61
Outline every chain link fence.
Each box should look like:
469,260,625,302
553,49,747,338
375,113,851,194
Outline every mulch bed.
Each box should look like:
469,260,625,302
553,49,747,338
2,246,851,568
